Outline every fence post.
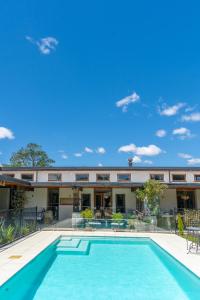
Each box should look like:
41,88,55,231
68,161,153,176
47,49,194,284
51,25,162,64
35,206,38,230
20,208,23,236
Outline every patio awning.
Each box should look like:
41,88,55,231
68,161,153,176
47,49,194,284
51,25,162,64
0,175,31,187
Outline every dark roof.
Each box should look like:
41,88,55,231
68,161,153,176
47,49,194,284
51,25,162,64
1,166,200,171
0,175,31,186
31,182,143,188
31,182,200,188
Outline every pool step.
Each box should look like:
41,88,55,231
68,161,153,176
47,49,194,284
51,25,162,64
57,238,81,248
56,240,90,255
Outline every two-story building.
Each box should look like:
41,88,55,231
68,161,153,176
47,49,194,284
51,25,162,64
0,166,200,220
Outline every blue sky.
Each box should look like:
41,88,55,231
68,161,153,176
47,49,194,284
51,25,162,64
1,0,200,166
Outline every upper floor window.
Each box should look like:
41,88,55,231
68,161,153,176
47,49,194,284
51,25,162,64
48,173,62,181
194,175,200,181
2,173,15,178
150,174,164,181
21,174,34,181
96,174,110,181
172,174,186,181
76,174,89,181
117,174,131,182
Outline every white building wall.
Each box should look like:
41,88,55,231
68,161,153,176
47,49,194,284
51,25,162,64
25,188,48,209
112,188,136,213
1,169,200,184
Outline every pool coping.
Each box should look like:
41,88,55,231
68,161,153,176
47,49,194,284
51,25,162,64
0,230,200,287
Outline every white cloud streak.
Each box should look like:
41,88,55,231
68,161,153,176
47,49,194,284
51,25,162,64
74,153,83,157
182,112,200,122
0,127,14,139
116,92,140,112
96,147,106,154
178,153,192,159
172,127,193,140
159,102,185,116
118,144,162,156
85,147,93,153
156,129,167,138
26,36,58,55
187,158,200,165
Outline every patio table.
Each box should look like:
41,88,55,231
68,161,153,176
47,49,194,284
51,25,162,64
186,227,200,254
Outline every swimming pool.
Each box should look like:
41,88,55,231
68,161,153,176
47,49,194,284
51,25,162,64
0,237,200,299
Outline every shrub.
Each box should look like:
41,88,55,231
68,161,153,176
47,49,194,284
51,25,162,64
112,212,123,221
0,223,15,245
177,214,184,236
80,208,94,219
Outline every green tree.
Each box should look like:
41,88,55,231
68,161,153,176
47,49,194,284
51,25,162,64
10,143,55,167
135,179,167,215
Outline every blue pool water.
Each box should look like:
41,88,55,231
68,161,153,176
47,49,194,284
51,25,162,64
0,237,200,300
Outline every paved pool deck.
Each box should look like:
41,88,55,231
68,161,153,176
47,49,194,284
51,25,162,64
0,230,200,286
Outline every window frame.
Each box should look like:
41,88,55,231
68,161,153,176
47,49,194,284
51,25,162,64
2,173,15,178
117,173,131,182
150,174,164,181
48,173,62,182
194,174,200,182
172,174,186,182
21,173,34,181
96,174,110,182
75,174,89,182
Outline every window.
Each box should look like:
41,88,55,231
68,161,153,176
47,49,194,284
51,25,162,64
172,174,186,181
96,174,110,181
76,174,89,181
2,173,15,178
150,174,164,181
48,173,62,181
21,174,34,181
116,194,126,213
194,175,200,181
117,174,131,182
81,194,91,210
177,191,195,210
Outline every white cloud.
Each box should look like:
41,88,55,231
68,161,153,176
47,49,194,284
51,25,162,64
187,158,200,165
26,36,58,55
172,127,193,139
159,102,185,116
0,127,14,139
74,153,83,157
178,153,192,159
98,163,103,167
132,156,142,163
85,147,93,153
61,154,68,160
143,160,153,165
182,112,200,122
156,129,167,138
96,147,106,154
177,152,200,165
116,92,140,112
118,143,162,156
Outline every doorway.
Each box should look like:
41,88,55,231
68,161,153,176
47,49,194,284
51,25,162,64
94,191,112,210
177,190,196,211
48,189,59,220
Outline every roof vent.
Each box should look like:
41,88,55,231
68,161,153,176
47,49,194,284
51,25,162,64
128,158,133,167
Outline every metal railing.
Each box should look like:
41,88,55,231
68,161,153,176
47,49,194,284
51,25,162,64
0,207,38,247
